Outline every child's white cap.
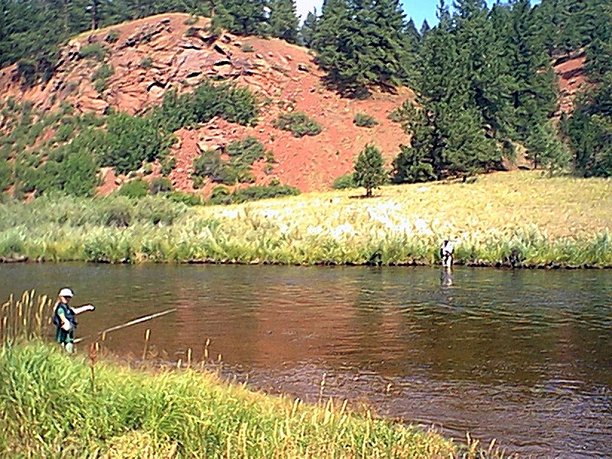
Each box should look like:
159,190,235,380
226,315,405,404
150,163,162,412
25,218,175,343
59,288,74,298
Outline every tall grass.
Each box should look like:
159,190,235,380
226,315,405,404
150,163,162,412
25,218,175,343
0,343,458,458
0,290,54,345
0,171,610,267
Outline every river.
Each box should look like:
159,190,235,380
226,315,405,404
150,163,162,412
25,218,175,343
1,263,610,457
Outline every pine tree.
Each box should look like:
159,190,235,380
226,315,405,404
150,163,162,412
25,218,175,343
419,19,431,38
354,144,387,197
213,0,266,36
268,0,299,44
300,9,318,47
313,0,411,94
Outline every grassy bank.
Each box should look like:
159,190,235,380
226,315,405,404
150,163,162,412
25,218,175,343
0,171,610,267
0,343,458,458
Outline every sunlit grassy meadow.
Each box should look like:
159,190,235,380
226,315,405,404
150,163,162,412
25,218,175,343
0,171,610,267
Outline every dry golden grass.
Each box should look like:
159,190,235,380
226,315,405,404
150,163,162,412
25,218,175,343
200,171,610,241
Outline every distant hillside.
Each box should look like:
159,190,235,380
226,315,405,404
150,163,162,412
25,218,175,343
0,13,413,194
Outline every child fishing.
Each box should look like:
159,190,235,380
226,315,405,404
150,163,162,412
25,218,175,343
52,288,95,353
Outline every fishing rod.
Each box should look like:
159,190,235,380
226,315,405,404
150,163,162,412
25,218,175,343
74,308,177,344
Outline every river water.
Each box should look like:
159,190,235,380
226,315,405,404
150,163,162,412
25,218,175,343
1,264,610,457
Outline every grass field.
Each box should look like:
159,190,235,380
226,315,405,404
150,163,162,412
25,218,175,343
0,171,610,267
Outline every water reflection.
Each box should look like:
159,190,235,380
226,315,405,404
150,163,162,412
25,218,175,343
0,263,610,457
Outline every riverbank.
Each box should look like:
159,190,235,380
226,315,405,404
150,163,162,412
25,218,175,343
0,343,460,458
0,171,610,267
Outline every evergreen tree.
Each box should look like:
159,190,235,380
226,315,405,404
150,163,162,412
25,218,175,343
313,0,412,94
212,0,266,36
419,19,430,38
354,144,387,197
300,9,318,47
268,0,299,44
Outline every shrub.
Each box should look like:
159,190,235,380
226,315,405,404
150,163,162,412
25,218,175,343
226,137,266,165
100,113,168,175
79,43,107,61
117,179,148,199
166,191,203,206
0,161,13,191
273,112,322,137
149,177,173,195
92,64,114,93
332,173,356,189
160,157,176,176
134,196,186,225
184,15,199,25
105,30,120,43
353,113,378,128
241,43,254,52
101,197,133,227
230,184,300,203
152,81,259,132
16,59,37,87
208,185,232,205
140,57,153,69
192,150,228,183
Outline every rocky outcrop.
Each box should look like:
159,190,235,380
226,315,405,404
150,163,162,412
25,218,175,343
0,13,412,194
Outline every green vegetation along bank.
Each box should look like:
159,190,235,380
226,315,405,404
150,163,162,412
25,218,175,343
0,171,610,267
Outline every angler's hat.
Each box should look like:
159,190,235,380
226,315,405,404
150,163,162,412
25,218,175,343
59,288,74,298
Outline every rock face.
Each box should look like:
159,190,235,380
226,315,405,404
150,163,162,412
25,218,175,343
0,13,406,194
553,50,588,115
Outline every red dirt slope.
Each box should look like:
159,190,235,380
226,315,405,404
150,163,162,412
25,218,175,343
0,13,413,193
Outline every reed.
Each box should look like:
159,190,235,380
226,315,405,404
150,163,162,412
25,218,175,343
0,171,609,267
0,290,54,344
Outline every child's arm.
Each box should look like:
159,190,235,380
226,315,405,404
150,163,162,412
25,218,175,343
56,308,72,331
72,304,96,315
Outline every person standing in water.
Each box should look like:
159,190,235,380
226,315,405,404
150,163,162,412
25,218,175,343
52,288,95,353
440,239,455,268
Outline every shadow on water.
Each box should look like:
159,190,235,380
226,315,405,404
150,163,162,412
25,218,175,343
1,263,610,457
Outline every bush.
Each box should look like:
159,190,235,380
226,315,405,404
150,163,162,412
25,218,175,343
166,191,203,206
160,157,176,176
92,64,114,93
208,185,232,205
79,43,107,61
117,179,148,199
152,81,259,132
134,196,186,225
274,112,322,137
16,59,37,87
226,137,266,165
241,43,254,52
231,184,300,203
105,30,120,43
353,113,378,128
149,177,173,195
101,197,133,227
0,161,13,191
140,57,153,69
332,173,356,189
100,113,168,175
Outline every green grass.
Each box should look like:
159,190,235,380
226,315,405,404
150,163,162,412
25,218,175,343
0,171,609,267
0,343,456,458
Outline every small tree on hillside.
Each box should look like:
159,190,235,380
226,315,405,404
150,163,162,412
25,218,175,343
354,144,386,197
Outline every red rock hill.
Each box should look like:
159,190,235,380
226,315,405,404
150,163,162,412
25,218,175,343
0,13,413,193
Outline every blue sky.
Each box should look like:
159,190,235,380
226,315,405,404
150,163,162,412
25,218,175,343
295,1,540,27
